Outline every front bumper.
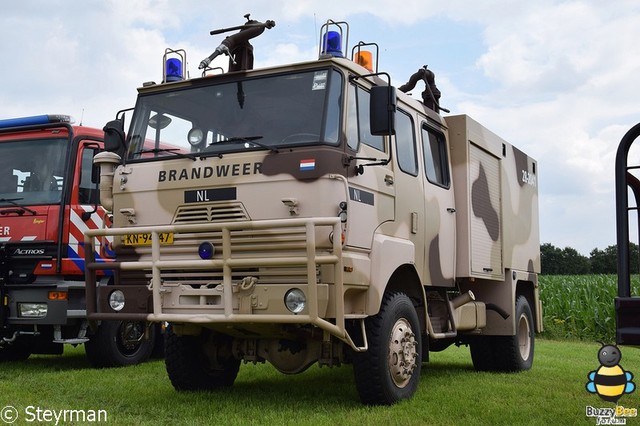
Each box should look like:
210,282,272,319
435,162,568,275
2,283,85,326
85,217,364,346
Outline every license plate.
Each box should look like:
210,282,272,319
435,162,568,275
122,232,174,246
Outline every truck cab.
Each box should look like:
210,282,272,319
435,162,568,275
0,114,160,366
86,17,541,404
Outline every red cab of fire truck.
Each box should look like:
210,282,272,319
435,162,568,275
0,114,160,366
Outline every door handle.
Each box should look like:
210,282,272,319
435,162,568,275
384,175,394,185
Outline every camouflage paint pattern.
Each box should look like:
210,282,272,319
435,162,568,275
86,56,540,350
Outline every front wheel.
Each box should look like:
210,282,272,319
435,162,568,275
470,295,534,372
85,320,155,368
0,345,31,361
165,327,240,391
352,291,422,405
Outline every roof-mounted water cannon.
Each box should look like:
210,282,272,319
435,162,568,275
199,14,275,72
351,41,379,73
399,65,449,114
163,48,187,83
319,20,349,59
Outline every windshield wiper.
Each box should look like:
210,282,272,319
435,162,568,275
132,148,197,161
0,198,36,215
210,136,279,153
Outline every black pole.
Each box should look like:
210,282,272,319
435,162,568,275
615,122,640,298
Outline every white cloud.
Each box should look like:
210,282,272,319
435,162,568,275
1,0,639,254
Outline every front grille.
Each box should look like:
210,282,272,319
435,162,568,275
173,202,249,223
117,222,332,288
120,265,319,288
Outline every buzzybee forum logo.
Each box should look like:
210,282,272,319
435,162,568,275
585,343,637,424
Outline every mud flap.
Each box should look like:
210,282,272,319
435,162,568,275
0,290,6,329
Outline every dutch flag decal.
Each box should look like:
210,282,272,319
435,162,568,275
299,159,316,171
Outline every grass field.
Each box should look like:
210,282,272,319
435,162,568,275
0,339,638,425
0,274,638,425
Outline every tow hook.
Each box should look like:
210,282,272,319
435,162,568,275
1,330,39,347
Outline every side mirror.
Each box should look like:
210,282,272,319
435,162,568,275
370,85,396,136
90,163,100,185
103,119,126,157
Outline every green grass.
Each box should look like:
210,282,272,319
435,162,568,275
0,339,638,425
540,274,640,342
0,274,637,425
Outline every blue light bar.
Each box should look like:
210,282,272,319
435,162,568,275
0,114,72,129
321,31,343,57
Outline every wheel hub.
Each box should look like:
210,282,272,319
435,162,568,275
518,312,531,361
119,322,145,351
388,317,418,388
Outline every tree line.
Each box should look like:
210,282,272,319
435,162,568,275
540,242,639,275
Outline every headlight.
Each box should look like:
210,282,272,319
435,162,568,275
18,303,47,318
284,288,306,314
188,128,205,146
109,290,125,311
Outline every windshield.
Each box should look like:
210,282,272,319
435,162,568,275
0,138,68,206
126,68,343,161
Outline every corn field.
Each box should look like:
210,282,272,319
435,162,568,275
539,274,640,342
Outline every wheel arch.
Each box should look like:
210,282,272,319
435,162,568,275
367,234,421,312
516,276,542,333
385,264,427,333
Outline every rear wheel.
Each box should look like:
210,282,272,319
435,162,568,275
85,320,155,368
470,295,534,372
165,327,240,391
352,292,422,405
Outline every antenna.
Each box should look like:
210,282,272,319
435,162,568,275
79,108,84,126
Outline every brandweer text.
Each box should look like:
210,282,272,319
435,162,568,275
158,162,263,182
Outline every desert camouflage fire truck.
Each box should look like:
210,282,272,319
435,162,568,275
0,114,161,366
85,17,541,404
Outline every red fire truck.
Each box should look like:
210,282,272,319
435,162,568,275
0,114,160,366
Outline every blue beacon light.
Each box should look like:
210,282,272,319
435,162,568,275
165,58,184,82
322,31,343,58
198,242,215,260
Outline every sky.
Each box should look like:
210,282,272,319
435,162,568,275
2,0,640,256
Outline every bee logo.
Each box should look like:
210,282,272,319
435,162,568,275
586,343,635,403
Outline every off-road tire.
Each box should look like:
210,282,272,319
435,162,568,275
85,320,155,368
150,323,165,359
352,291,422,405
165,327,240,391
470,295,534,372
0,345,31,361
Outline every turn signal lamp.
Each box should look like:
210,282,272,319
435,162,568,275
321,31,343,57
165,58,183,82
355,51,373,72
48,291,68,301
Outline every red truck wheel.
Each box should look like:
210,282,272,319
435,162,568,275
85,320,156,368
